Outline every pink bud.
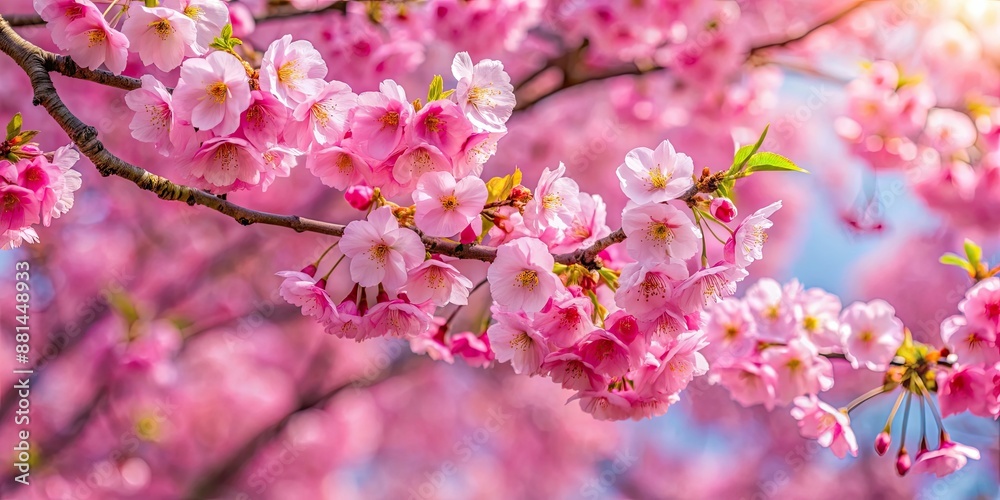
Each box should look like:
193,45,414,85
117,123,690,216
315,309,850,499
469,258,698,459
459,222,481,244
895,448,911,476
874,432,891,456
316,279,327,290
301,264,318,277
710,197,737,222
345,185,375,211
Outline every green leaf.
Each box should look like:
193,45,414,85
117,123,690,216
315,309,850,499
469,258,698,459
230,37,243,47
440,89,455,99
743,152,809,174
485,167,522,204
964,239,982,270
144,0,159,7
728,125,769,175
6,113,22,141
220,23,233,40
940,253,973,273
17,130,39,143
715,178,735,200
427,75,444,102
478,215,494,244
597,268,619,291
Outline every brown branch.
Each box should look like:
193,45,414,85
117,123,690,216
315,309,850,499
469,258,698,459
748,0,871,53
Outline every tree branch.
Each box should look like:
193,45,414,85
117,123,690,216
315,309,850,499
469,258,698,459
0,14,696,270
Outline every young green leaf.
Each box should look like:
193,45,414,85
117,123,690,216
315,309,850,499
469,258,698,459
728,125,769,175
427,75,444,102
743,152,809,174
6,112,22,141
963,239,982,270
939,253,974,273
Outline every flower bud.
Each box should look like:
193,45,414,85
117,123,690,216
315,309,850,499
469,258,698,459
300,264,318,277
874,431,891,456
895,448,911,476
228,3,256,38
460,222,481,244
710,197,737,222
510,185,532,203
345,185,375,211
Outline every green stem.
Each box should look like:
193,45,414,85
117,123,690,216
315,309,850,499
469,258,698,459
845,386,888,413
883,388,906,432
313,243,337,267
698,209,735,236
321,254,346,281
696,213,708,268
445,279,489,325
912,374,947,434
898,391,913,453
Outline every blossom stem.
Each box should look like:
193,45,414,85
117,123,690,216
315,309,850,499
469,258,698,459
845,386,889,413
313,244,337,267
321,254,346,281
444,279,488,325
898,390,913,453
912,374,947,434
698,209,735,236
102,0,120,17
918,394,927,451
883,388,906,432
696,214,708,267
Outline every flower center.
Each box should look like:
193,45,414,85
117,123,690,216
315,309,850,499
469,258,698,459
87,29,106,47
648,167,669,189
786,358,802,371
149,19,174,40
515,270,539,290
277,61,302,86
510,332,533,352
337,154,353,174
212,143,238,169
803,316,819,332
985,302,1000,322
639,274,667,298
311,101,334,127
368,243,390,263
724,324,740,340
765,305,780,320
3,193,18,210
859,330,874,343
648,222,673,242
439,194,459,211
183,5,204,20
468,86,499,106
380,111,400,128
542,194,562,210
207,82,229,104
424,115,442,133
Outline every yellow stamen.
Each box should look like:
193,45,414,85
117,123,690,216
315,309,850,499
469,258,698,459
149,19,174,40
440,194,459,211
515,270,539,290
207,82,229,104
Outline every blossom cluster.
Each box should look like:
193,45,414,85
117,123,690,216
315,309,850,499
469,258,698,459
0,116,81,249
937,276,1000,419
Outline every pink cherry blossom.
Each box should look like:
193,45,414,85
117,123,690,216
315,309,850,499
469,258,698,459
240,90,289,150
522,163,581,232
791,395,858,458
793,287,843,351
940,315,999,365
409,99,474,157
34,0,96,49
710,356,778,410
550,193,612,253
724,201,782,269
260,35,328,107
762,339,834,405
306,146,370,190
704,298,757,360
924,108,978,154
185,137,265,193
571,391,632,421
710,197,737,222
348,80,413,161
487,308,548,375
125,75,177,155
324,299,366,340
0,184,40,233
937,364,996,418
412,171,487,237
614,260,689,321
674,262,748,313
644,331,709,395
275,270,333,320
912,439,981,477
840,300,905,371
364,298,433,340
399,258,474,307
121,6,198,71
289,80,358,148
578,329,632,378
621,201,701,264
451,52,515,132
616,140,695,204
64,7,129,74
959,277,1000,332
391,143,452,189
173,51,252,136
745,278,797,342
541,351,604,391
448,332,494,368
533,295,595,348
338,206,425,289
487,237,562,313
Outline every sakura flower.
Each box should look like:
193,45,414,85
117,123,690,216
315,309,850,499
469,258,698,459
572,391,632,421
289,80,357,148
840,300,905,371
924,108,977,154
674,261,748,314
959,277,1000,332
391,143,451,188
724,201,782,269
578,329,632,378
344,185,374,211
449,332,494,368
348,80,413,161
121,6,197,71
185,137,265,193
710,197,737,222
522,163,581,232
937,365,995,418
275,270,333,320
704,298,757,360
616,140,695,204
306,146,369,190
487,237,562,313
793,288,843,351
162,0,229,53
339,206,425,289
454,131,504,178
710,356,778,410
912,439,981,477
240,90,289,150
487,308,548,375
260,35,328,107
0,184,40,234
643,331,709,395
173,51,252,136
762,339,834,405
33,0,95,48
409,323,453,363
125,75,177,155
614,260,689,321
791,395,858,458
324,299,366,340
259,146,299,191
534,296,595,348
409,99,474,157
541,352,604,391
364,298,432,340
412,171,487,237
64,8,129,74
745,278,797,341
621,201,701,264
940,315,999,365
451,52,515,132
550,193,612,253
41,145,82,221
399,258,474,307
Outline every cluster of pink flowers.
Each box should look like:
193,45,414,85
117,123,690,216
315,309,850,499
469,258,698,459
937,277,1000,419
0,141,81,249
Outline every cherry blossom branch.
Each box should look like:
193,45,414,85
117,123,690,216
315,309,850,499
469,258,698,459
0,14,696,270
